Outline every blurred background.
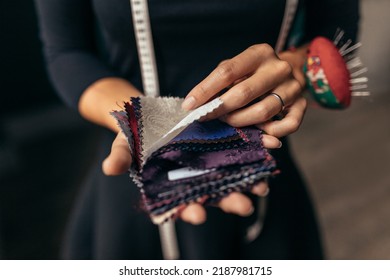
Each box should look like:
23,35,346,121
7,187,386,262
290,0,390,259
0,0,389,259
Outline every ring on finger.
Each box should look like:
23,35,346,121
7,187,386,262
270,92,285,114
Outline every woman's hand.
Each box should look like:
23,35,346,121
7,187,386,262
182,43,307,138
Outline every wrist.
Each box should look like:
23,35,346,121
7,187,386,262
79,77,142,132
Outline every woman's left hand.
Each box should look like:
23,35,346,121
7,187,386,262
182,43,307,137
179,44,308,224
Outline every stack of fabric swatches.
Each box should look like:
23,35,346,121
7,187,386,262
111,96,278,224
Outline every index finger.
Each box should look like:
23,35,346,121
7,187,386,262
182,44,275,111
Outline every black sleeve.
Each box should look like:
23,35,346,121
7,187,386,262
34,0,116,109
305,0,360,43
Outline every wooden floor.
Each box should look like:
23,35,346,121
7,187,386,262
290,91,390,259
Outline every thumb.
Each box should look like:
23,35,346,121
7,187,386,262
102,132,132,176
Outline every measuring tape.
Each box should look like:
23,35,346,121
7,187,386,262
275,0,299,53
130,0,160,97
130,0,178,260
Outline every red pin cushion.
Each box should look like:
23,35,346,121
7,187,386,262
304,36,351,109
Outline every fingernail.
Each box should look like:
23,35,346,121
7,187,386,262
102,158,110,173
191,217,206,225
245,206,255,217
278,141,283,148
261,188,270,197
182,96,196,111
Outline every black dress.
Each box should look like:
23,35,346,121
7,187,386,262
34,0,359,259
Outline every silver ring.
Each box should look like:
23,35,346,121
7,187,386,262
270,93,285,113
